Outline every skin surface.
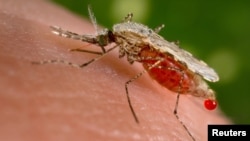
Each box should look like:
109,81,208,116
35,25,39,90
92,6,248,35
0,0,230,141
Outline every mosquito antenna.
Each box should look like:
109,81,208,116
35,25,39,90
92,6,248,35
88,5,98,35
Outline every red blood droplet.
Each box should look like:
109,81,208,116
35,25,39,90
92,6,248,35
204,99,217,110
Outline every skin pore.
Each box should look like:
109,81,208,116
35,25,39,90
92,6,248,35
0,0,230,140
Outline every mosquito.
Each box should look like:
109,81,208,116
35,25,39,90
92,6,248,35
32,5,219,141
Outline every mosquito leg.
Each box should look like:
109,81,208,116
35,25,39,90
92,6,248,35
69,48,103,55
32,59,82,68
123,13,133,22
32,45,118,68
169,67,195,141
154,24,165,33
125,60,163,123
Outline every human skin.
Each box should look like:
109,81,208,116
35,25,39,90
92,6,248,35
0,0,230,141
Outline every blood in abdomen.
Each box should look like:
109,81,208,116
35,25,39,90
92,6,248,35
139,47,196,94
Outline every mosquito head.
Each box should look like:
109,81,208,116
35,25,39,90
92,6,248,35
108,30,115,42
96,28,115,47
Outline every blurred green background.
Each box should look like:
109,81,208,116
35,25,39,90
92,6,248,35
52,0,250,124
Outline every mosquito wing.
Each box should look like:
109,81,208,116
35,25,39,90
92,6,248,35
147,33,219,82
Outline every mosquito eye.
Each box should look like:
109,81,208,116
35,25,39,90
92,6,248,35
98,35,108,46
108,30,115,42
